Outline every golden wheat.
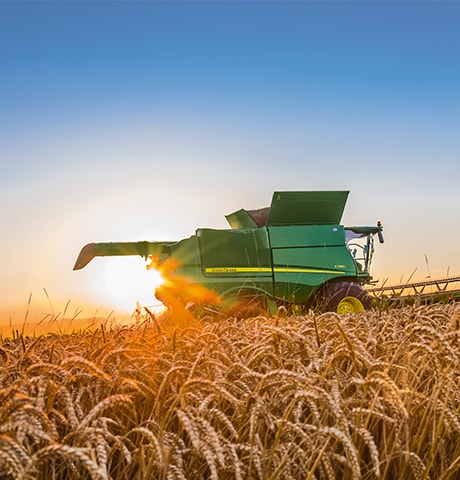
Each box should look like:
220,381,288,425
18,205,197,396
1,304,460,478
17,444,108,480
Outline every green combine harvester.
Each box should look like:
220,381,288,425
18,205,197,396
74,191,384,315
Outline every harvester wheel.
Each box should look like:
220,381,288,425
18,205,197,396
313,282,372,314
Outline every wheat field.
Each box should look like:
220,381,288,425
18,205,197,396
0,303,460,479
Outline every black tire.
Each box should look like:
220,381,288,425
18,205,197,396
313,282,372,314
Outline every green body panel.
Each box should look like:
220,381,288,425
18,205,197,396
267,191,349,225
168,236,201,267
197,228,273,299
198,228,271,274
148,233,274,301
268,225,357,303
271,245,357,303
224,209,259,229
268,224,346,248
74,190,382,309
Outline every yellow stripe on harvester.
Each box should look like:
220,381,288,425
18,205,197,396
205,267,346,275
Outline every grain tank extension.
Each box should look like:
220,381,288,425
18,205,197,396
73,191,384,315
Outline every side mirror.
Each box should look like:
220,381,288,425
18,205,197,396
377,221,384,244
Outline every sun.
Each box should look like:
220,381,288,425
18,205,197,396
102,256,165,313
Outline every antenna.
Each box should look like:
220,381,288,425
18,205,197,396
407,268,417,284
424,254,431,280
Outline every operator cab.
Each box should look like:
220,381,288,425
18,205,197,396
345,223,384,274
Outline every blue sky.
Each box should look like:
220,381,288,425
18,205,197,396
1,1,460,324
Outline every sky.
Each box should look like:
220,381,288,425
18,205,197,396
1,1,460,327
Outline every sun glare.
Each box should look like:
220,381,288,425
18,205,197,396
102,257,165,313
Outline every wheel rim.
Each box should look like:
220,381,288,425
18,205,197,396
337,296,365,314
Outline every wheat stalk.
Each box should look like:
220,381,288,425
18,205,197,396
78,394,133,430
17,444,108,480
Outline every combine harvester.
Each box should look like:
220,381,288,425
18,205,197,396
74,191,384,315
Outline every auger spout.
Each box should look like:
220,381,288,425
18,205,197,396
72,241,171,270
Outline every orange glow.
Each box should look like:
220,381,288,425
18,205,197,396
147,255,220,319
